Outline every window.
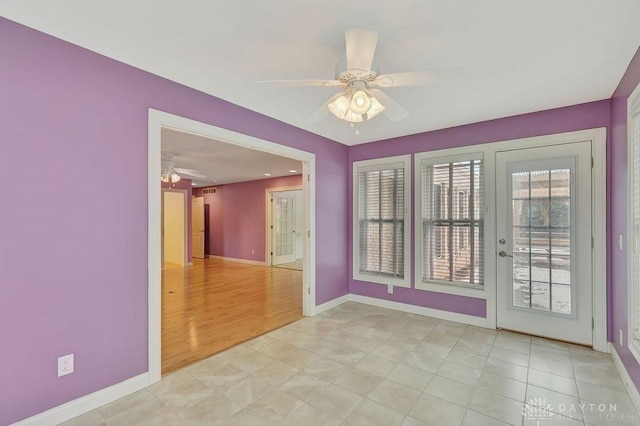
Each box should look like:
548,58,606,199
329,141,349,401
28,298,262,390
416,153,484,294
628,81,640,363
353,155,411,288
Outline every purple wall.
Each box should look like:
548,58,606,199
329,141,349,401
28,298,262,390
194,175,302,262
0,18,348,425
161,178,192,263
349,100,612,318
610,47,640,389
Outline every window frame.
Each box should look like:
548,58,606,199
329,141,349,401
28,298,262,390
415,151,487,298
627,80,640,364
353,155,411,288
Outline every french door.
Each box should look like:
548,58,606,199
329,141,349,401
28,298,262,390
272,193,296,265
496,141,592,345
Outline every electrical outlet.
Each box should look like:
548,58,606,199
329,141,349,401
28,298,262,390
58,354,74,377
251,249,255,255
620,329,624,346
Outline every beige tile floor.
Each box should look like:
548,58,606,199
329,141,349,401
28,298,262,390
63,302,639,425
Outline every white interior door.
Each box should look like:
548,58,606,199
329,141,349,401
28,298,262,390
272,193,296,265
192,196,205,259
163,191,186,266
496,141,592,345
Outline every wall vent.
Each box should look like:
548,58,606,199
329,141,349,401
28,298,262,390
203,188,217,194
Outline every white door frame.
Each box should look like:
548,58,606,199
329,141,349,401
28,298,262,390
265,186,303,267
495,142,593,344
161,188,190,266
482,128,606,352
148,109,317,385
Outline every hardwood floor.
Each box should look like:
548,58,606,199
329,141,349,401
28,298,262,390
162,257,303,374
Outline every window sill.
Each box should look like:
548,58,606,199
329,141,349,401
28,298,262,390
415,281,486,299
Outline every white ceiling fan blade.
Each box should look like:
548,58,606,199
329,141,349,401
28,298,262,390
374,71,434,87
257,79,343,87
369,89,409,121
345,29,378,72
304,92,344,124
174,168,206,179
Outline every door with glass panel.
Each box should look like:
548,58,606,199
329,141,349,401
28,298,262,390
272,193,296,265
496,142,592,345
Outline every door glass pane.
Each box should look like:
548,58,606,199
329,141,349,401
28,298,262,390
511,169,572,315
531,281,551,311
531,253,550,283
513,279,530,309
551,255,570,285
552,284,571,315
513,253,530,281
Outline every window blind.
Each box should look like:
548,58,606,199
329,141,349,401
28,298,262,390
357,167,405,278
422,159,484,287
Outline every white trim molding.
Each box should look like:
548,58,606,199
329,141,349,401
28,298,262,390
610,343,640,416
314,294,350,315
352,155,412,289
349,294,489,328
312,293,489,328
12,374,148,426
414,150,487,300
209,255,266,266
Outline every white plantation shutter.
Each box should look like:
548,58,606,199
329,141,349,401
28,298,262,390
358,167,404,277
421,155,484,287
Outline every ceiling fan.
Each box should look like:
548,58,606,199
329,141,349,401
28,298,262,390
161,153,206,183
259,29,435,124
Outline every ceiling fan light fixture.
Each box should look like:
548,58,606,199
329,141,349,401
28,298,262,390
366,96,385,119
349,90,372,115
161,168,181,183
328,92,373,123
327,94,349,119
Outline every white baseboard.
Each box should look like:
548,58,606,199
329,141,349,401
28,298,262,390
209,255,266,266
349,294,489,328
314,294,350,315
12,373,149,426
609,343,640,415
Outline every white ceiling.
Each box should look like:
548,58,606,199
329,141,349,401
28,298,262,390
2,1,640,146
162,128,302,187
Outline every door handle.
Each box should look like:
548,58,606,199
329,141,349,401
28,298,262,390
498,250,513,258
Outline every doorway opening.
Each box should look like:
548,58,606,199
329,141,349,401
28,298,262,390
148,109,316,383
